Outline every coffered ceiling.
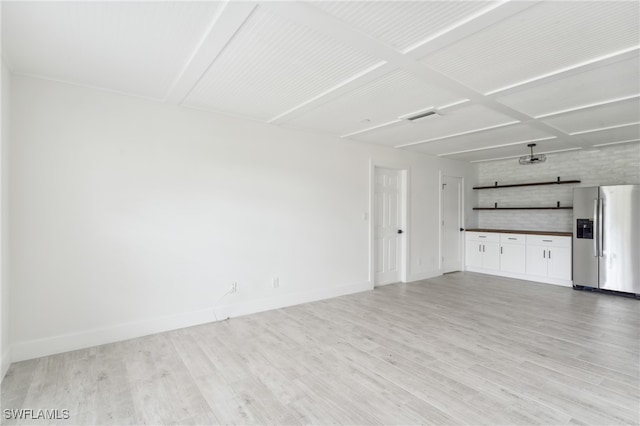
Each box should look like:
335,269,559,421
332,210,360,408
2,1,639,162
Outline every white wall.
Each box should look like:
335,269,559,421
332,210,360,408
9,75,474,361
476,143,640,232
1,60,11,379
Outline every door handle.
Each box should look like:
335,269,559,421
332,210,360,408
500,246,503,254
598,199,604,257
593,199,599,257
543,250,546,259
397,229,403,234
548,250,551,259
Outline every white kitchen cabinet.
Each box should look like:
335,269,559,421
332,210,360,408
465,231,572,287
465,240,484,268
465,233,500,271
526,245,550,276
499,234,526,274
526,235,572,284
547,246,572,279
483,242,500,270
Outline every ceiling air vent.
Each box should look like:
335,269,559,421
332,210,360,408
400,108,440,122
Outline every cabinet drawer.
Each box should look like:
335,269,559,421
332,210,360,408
500,234,526,245
466,232,499,242
526,235,572,247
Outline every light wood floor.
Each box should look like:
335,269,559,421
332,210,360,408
2,272,639,425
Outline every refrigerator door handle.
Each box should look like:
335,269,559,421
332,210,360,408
598,198,604,257
593,199,599,257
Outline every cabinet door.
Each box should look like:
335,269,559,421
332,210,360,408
466,242,483,268
547,246,572,280
526,245,548,276
500,244,526,273
482,242,501,271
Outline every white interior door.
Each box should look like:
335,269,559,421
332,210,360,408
374,167,403,286
442,175,463,273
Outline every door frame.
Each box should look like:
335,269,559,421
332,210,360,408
369,162,410,289
439,172,465,273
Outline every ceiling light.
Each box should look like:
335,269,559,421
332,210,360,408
519,143,547,165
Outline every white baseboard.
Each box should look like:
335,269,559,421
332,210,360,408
371,281,395,287
11,280,371,362
1,347,10,381
216,281,371,320
465,267,572,287
406,269,442,282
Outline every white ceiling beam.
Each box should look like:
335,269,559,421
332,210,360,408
340,119,403,138
394,47,638,118
403,1,536,58
534,94,640,119
469,148,582,163
395,121,521,148
267,60,390,124
338,98,471,139
263,0,586,152
164,2,257,104
390,63,580,148
593,139,640,148
263,0,535,125
568,121,640,136
389,62,596,149
438,99,471,111
486,46,640,98
437,136,557,157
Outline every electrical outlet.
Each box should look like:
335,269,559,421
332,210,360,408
272,277,279,288
230,282,237,293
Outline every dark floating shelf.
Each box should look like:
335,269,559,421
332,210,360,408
473,207,573,210
474,201,572,210
473,176,581,190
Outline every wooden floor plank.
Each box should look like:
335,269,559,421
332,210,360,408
2,271,638,425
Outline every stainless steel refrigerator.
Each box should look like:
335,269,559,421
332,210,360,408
573,185,640,295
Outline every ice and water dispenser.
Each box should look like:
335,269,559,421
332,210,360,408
576,218,593,239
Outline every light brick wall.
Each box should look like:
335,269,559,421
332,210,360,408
476,143,640,232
